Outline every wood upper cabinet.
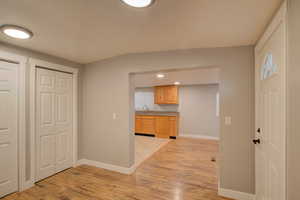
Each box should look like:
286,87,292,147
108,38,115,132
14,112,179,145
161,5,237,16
154,86,165,104
154,85,178,104
166,86,178,104
135,115,178,139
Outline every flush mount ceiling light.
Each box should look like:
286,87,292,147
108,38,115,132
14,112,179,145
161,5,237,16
156,73,165,78
174,81,181,85
120,0,154,8
0,24,33,39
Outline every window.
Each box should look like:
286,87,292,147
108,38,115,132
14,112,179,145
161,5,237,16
261,53,277,80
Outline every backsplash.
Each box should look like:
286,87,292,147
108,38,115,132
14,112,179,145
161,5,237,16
135,87,179,112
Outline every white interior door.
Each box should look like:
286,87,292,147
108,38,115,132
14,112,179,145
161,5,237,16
36,68,73,181
54,72,73,172
0,61,18,197
255,10,286,200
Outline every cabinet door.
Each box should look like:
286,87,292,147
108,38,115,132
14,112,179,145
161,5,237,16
169,116,178,137
154,86,164,104
166,86,178,104
135,116,156,134
155,116,170,139
135,116,143,133
142,116,156,134
154,86,178,104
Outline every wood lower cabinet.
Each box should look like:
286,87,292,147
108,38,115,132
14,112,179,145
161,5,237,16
135,115,178,138
135,115,156,134
168,116,178,137
155,116,170,139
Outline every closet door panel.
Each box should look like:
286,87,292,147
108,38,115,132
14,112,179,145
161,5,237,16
36,68,56,181
36,69,73,181
0,61,18,197
55,131,71,172
54,72,73,171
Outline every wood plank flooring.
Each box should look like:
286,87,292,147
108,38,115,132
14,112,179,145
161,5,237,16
3,138,232,200
135,135,170,168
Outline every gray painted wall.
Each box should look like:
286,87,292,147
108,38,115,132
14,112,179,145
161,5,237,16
179,84,219,138
82,46,255,194
0,42,83,181
287,0,300,199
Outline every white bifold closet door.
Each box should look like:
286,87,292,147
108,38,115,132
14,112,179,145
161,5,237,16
36,68,73,181
0,61,18,198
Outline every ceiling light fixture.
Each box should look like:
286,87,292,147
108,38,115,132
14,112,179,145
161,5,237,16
156,73,165,78
120,0,154,8
174,81,181,85
0,24,33,39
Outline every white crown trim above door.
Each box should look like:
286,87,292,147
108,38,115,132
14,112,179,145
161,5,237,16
29,58,78,185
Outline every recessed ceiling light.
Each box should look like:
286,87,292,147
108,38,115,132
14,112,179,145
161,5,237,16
0,24,33,39
174,81,181,85
121,0,154,8
156,73,165,78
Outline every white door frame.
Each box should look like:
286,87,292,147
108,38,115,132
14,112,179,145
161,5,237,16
255,1,287,200
0,50,27,191
29,58,78,184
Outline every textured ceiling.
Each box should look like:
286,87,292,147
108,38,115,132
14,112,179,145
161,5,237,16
0,0,282,64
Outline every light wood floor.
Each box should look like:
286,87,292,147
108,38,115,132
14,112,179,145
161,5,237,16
135,135,169,167
3,138,231,200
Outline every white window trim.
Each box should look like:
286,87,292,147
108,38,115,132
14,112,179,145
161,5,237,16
0,50,27,191
216,92,220,117
29,58,79,186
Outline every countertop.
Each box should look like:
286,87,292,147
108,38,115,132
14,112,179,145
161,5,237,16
135,110,179,116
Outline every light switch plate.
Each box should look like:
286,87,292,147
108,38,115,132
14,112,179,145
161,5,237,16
225,116,231,125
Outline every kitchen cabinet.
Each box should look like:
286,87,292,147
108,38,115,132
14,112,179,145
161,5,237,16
154,85,178,104
135,115,178,138
168,116,178,137
155,116,171,139
135,115,156,134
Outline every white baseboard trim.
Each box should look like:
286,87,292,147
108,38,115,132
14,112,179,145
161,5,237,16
179,134,219,140
218,188,255,200
77,159,136,175
20,180,34,191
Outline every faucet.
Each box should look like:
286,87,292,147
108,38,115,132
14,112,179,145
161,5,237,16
142,105,149,111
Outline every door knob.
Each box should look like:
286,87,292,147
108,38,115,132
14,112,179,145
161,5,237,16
253,139,261,144
257,128,261,133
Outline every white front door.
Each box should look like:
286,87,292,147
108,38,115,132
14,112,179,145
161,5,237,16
255,5,286,200
36,68,73,181
0,61,18,197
